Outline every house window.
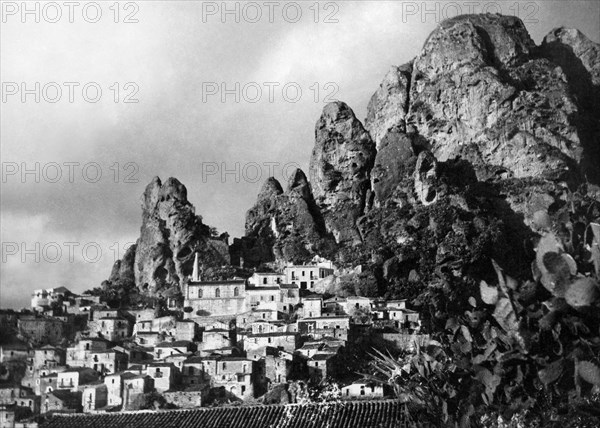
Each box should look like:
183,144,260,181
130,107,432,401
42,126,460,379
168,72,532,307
270,296,274,301
223,362,227,370
263,278,267,284
198,288,203,298
215,288,220,298
241,385,246,394
234,287,239,297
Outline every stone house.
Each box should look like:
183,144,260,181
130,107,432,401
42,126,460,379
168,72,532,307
132,332,162,347
30,287,71,312
88,317,130,342
0,340,30,363
345,296,373,314
32,346,64,370
85,350,128,375
180,356,213,387
340,381,384,399
247,272,285,287
42,390,82,414
81,384,107,412
181,356,253,399
307,353,338,382
241,332,299,353
122,374,153,410
17,316,65,346
111,343,153,366
146,363,178,393
284,265,334,290
173,320,197,342
163,385,209,409
198,328,232,352
153,341,195,360
297,315,350,341
133,316,176,335
211,357,253,400
301,296,322,318
279,284,300,313
236,309,279,327
245,286,280,312
56,368,99,392
184,280,246,318
65,338,110,368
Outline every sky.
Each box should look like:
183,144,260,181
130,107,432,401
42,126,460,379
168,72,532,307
1,0,599,309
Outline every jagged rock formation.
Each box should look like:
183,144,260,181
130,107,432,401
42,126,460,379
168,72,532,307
239,14,598,292
365,63,412,149
108,243,136,286
364,13,600,203
109,177,230,296
107,14,599,302
309,101,377,245
231,170,336,268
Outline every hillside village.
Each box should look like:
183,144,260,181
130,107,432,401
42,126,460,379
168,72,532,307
0,256,423,427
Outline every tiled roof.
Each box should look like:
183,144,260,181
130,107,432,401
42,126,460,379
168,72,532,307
41,399,405,428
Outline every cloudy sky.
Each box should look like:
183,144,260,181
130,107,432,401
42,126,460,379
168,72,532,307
1,0,599,308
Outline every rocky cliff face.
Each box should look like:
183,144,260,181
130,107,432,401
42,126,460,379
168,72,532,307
108,177,230,297
236,14,598,287
108,14,599,300
231,169,336,268
309,101,377,245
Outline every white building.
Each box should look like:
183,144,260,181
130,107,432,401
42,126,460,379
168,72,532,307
284,265,334,290
31,287,71,311
341,381,384,399
247,272,285,287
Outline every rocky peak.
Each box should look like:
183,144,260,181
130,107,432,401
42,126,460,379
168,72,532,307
365,63,412,149
399,13,592,185
110,176,230,297
309,101,376,245
232,168,335,268
258,177,284,200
